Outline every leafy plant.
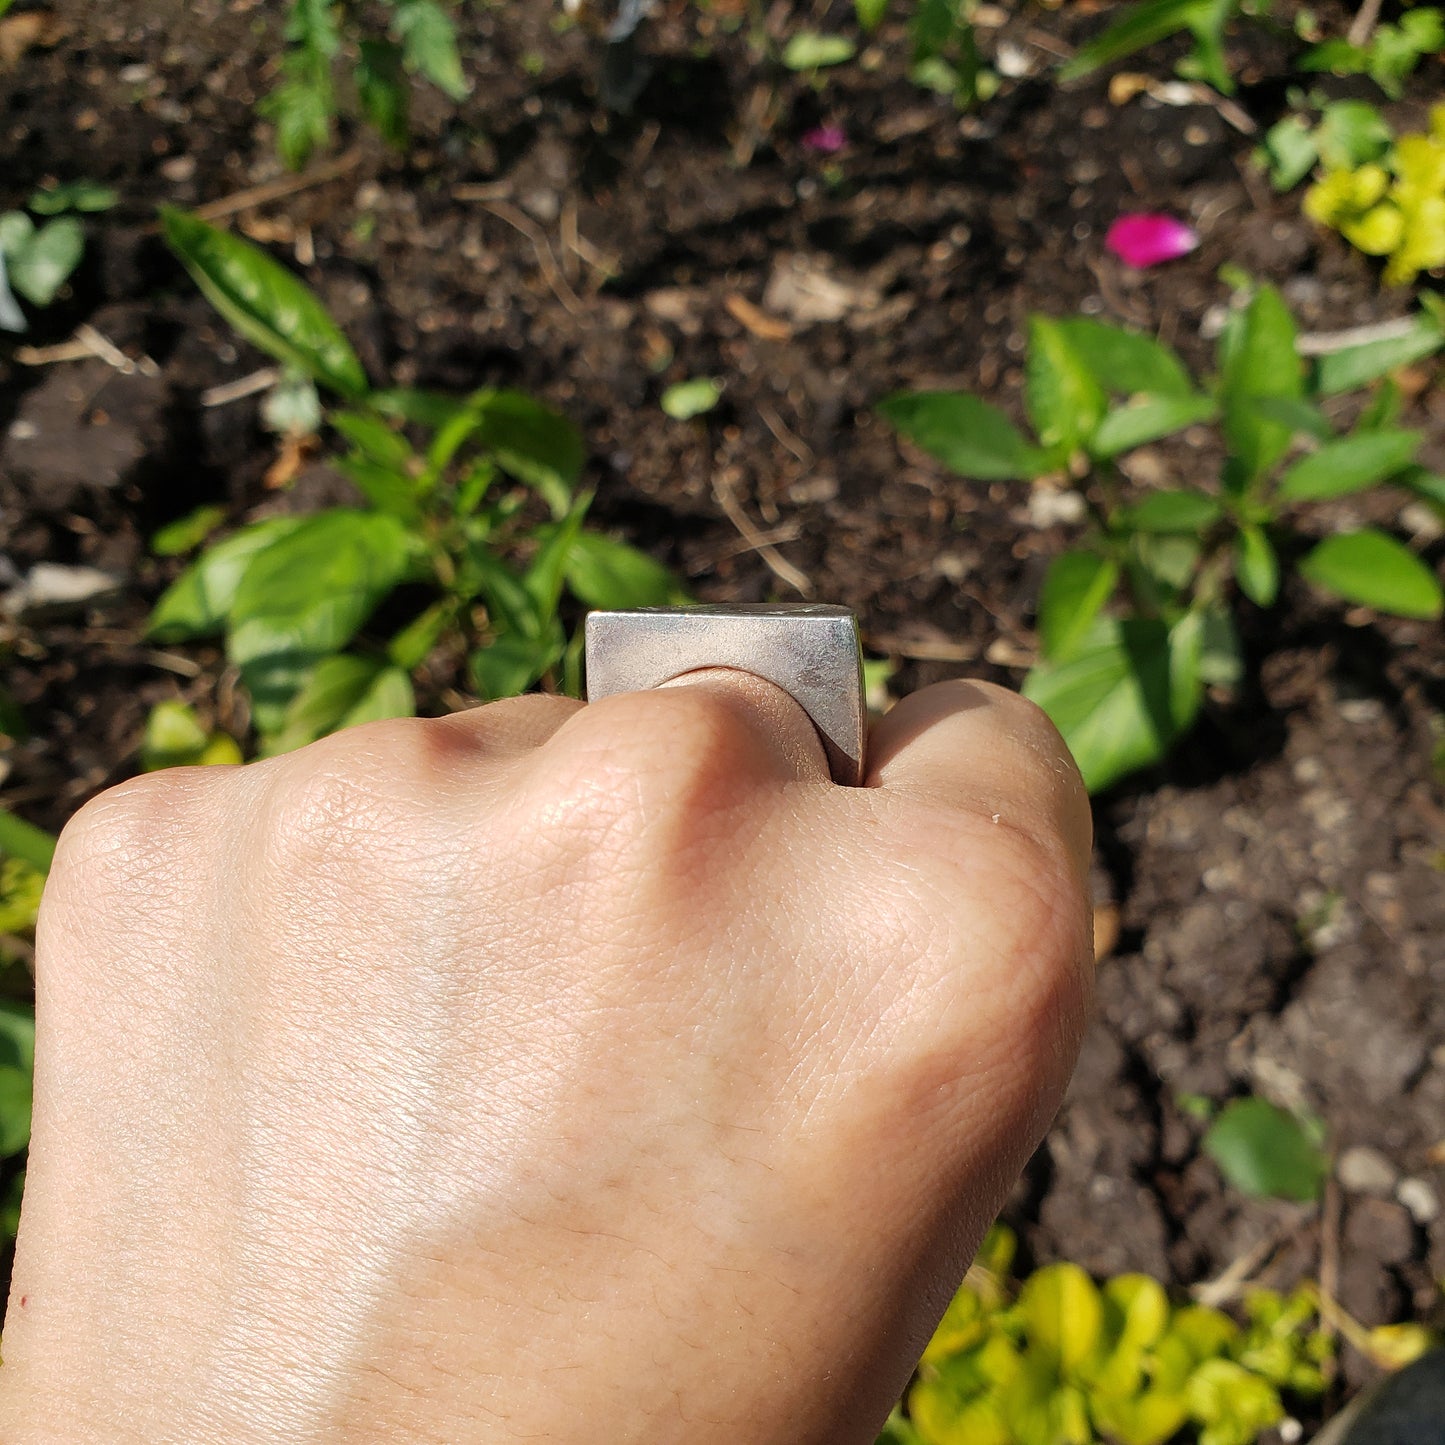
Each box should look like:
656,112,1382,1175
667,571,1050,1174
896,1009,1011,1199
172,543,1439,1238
0,181,116,333
880,285,1445,792
887,1225,1334,1445
1304,105,1445,286
155,208,685,752
1299,7,1444,99
263,0,468,169
1258,96,1392,193
1060,0,1249,96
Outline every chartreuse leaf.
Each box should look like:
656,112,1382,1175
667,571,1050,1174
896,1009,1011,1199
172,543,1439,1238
997,1352,1092,1445
1202,1097,1328,1202
29,179,118,214
262,653,414,755
142,700,242,771
1235,525,1278,607
1092,1391,1191,1445
1299,528,1443,619
1037,551,1119,663
855,0,889,32
1056,317,1195,398
392,0,469,100
1091,394,1216,457
879,392,1049,481
661,377,721,420
161,209,369,399
226,510,413,730
151,504,228,557
1017,1263,1104,1377
783,31,857,68
565,532,684,610
1315,309,1445,394
1117,491,1222,533
1276,429,1420,502
1023,615,1204,793
149,516,308,642
1187,1358,1285,1444
1026,317,1105,456
1217,285,1303,488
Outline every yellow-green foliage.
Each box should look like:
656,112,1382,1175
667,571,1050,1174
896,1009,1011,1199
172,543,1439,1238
1305,105,1445,285
895,1228,1331,1445
0,858,43,941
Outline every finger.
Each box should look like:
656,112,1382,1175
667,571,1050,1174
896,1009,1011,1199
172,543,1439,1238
431,691,586,759
866,680,1092,878
544,666,831,792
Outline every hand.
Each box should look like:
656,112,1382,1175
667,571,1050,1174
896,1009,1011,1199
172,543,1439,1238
0,673,1091,1444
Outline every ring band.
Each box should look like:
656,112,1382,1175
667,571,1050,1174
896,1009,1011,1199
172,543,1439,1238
584,604,866,785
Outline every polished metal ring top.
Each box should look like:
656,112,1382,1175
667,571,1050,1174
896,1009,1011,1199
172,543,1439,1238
583,604,866,785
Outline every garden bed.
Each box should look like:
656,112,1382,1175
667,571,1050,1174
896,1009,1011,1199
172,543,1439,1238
2,0,1443,1431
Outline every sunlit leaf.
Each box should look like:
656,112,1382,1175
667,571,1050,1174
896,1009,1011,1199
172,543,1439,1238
1299,528,1443,619
1091,393,1216,457
783,31,857,68
6,216,83,307
1217,284,1303,488
1037,551,1119,662
262,654,415,755
161,208,368,398
151,504,228,557
565,531,684,610
1276,429,1420,502
1026,316,1105,455
1117,490,1222,533
660,377,722,420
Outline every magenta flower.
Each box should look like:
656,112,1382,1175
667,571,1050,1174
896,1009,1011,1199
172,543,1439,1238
801,123,847,155
1105,213,1200,268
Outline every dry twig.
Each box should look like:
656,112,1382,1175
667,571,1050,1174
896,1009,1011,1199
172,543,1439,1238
193,149,364,223
711,474,813,597
454,193,584,316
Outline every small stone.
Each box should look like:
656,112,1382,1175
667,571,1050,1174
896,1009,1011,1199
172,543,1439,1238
1344,1198,1416,1267
1397,1177,1440,1225
2,563,124,621
161,154,197,183
1338,1146,1399,1198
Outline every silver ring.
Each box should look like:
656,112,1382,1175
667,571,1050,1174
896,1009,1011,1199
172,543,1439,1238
584,604,866,785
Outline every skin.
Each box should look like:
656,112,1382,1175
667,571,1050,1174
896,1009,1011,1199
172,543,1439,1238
0,672,1092,1444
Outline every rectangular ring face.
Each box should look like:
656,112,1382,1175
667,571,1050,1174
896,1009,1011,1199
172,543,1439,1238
584,605,865,785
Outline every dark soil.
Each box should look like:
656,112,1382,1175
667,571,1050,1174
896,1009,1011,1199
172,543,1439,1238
2,0,1443,1428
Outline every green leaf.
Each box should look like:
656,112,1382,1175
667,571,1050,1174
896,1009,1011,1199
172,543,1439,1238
0,1066,31,1156
470,390,585,518
262,654,415,755
28,180,119,214
1298,528,1443,619
1118,490,1223,533
1091,393,1216,457
1235,525,1278,607
1314,312,1445,395
469,624,565,700
1314,100,1392,172
331,409,414,470
1246,395,1331,442
1258,115,1319,192
7,216,84,307
0,809,57,873
783,31,857,68
1276,429,1420,502
879,391,1049,481
855,0,889,33
356,39,410,149
0,1002,35,1075
334,455,421,521
1055,317,1195,398
565,532,684,610
1037,551,1119,662
393,0,468,99
226,510,413,724
525,497,592,624
1197,604,1243,687
660,377,722,420
1022,616,1203,793
1202,1097,1328,1202
161,209,368,399
1026,316,1105,455
151,504,228,557
260,69,334,172
1217,284,1303,487
1402,467,1445,516
1060,0,1215,78
148,516,309,642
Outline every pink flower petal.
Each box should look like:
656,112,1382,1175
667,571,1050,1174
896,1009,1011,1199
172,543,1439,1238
802,123,847,155
1105,213,1199,268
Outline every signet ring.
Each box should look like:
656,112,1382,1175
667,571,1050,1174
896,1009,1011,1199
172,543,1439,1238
583,604,867,786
